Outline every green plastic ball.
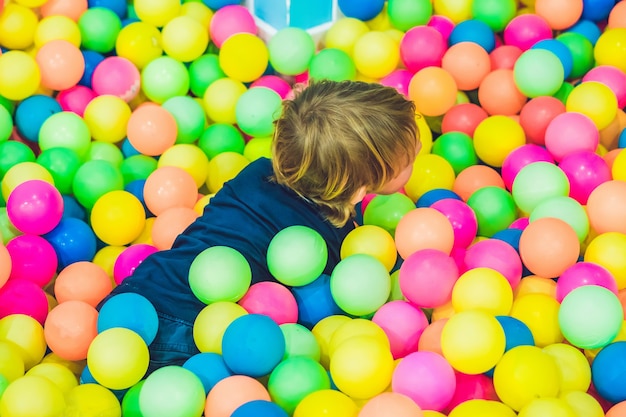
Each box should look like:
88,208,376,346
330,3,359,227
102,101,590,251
39,111,92,160
72,159,125,210
387,0,433,31
431,132,478,176
141,56,190,104
308,48,356,82
472,0,516,32
120,154,158,184
235,87,283,138
555,32,594,80
0,141,35,178
514,49,564,98
162,95,207,145
78,7,122,54
198,123,245,159
466,186,517,238
511,161,570,215
188,54,225,98
363,193,416,237
138,366,205,417
36,147,81,195
268,27,316,76
86,141,124,168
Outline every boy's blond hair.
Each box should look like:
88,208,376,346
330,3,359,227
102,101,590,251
272,80,419,227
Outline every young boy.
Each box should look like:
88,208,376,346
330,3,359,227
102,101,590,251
104,79,420,372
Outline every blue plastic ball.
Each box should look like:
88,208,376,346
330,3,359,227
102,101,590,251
485,315,535,377
592,341,626,403
618,128,626,149
125,179,152,217
79,50,105,88
183,353,233,395
291,274,343,329
98,293,159,345
491,228,523,252
221,314,286,377
338,0,385,21
62,195,87,221
232,400,289,417
448,19,496,53
14,95,63,142
565,20,602,45
416,188,462,208
44,218,97,271
532,39,574,79
121,138,141,158
581,0,615,22
88,0,127,18
202,0,241,10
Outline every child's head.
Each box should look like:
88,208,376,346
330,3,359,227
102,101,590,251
272,79,420,227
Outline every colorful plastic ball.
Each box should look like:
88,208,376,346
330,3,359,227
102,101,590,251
514,49,564,98
442,41,492,91
587,180,626,235
0,143,36,186
77,6,121,53
490,44,523,70
38,111,92,160
34,14,82,48
560,390,604,417
82,95,131,144
340,225,397,272
496,315,535,354
566,81,618,131
35,39,85,92
132,0,179,27
352,31,399,79
221,314,285,378
291,274,343,330
0,375,65,417
360,392,425,417
188,54,225,98
198,123,245,159
268,27,315,76
330,254,390,316
387,0,432,31
203,77,247,124
138,366,205,417
474,116,526,169
478,69,528,116
448,399,516,417
466,186,517,238
161,15,208,63
452,267,514,315
534,0,583,30
91,56,140,102
530,39,574,80
431,197,478,249
219,33,268,83
235,86,282,137
324,17,369,56
449,19,496,52
6,179,63,235
594,28,626,72
183,352,233,395
409,66,458,117
141,56,190,104
54,261,112,307
6,235,58,288
583,65,626,109
337,0,383,20
441,103,488,137
0,244,10,289
0,313,47,370
56,85,96,117
560,151,609,206
143,166,197,216
90,190,146,246
559,285,623,350
0,3,38,50
0,50,41,101
293,389,358,417
43,300,98,361
503,14,553,51
150,206,198,250
308,48,357,81
204,375,271,417
126,104,177,156
392,351,455,411
518,97,566,146
465,238,523,288
501,145,554,193
115,21,163,70
380,69,413,97
193,301,247,354
591,341,626,403
427,14,455,42
251,75,292,99
441,309,506,375
232,400,289,417
280,323,321,361
112,244,158,285
238,282,298,325
400,25,446,73
416,188,462,208
0,279,49,325
371,300,428,359
399,249,458,308
471,0,516,32
362,193,416,237
395,207,456,259
161,97,207,147
64,383,122,417
511,161,569,215
44,217,97,270
72,159,124,210
209,5,256,49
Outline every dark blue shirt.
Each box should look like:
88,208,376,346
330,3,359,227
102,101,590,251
109,158,355,324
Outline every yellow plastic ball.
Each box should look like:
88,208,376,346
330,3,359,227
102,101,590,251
1,161,54,205
493,345,561,411
64,383,122,417
34,15,82,48
243,136,273,161
0,50,41,101
193,301,247,354
312,315,352,369
83,95,132,144
417,113,434,155
341,225,397,271
40,352,86,379
0,375,66,417
448,399,517,417
293,389,358,417
0,341,25,383
180,2,214,28
194,194,213,216
441,310,506,375
433,0,473,23
423,412,447,417
542,343,591,393
115,22,163,70
328,318,390,357
87,328,149,390
513,275,557,299
352,31,399,79
473,115,526,168
452,267,514,316
0,315,47,371
203,78,247,124
594,28,626,73
566,81,618,131
510,293,563,347
162,16,209,63
0,3,38,50
158,144,209,189
133,0,181,27
366,3,392,30
90,190,147,246
206,151,250,193
559,391,604,417
584,232,626,290
132,217,156,245
92,245,126,282
219,33,269,83
329,335,394,400
404,153,456,202
25,363,78,397
324,17,370,55
517,398,576,417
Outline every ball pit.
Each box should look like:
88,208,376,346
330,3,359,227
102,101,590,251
0,0,626,415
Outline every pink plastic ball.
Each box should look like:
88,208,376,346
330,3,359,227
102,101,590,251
250,75,292,99
464,238,523,290
371,300,429,359
113,243,159,285
399,249,459,309
431,198,478,249
6,235,58,288
490,45,523,70
91,56,141,102
238,281,298,325
556,262,619,302
392,350,456,412
583,65,626,108
6,179,64,235
519,96,566,146
209,5,257,48
441,103,489,137
545,112,599,162
503,14,553,51
445,372,497,412
57,85,97,117
0,279,49,325
509,218,529,230
427,14,455,42
380,69,413,97
400,25,447,73
559,150,611,205
501,144,555,191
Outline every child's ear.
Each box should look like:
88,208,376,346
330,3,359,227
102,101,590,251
350,186,368,205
